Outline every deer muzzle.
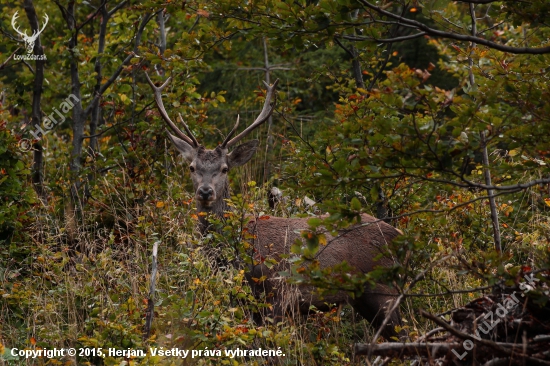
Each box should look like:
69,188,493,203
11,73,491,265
197,186,215,205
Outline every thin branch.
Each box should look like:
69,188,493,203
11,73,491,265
75,0,107,32
83,101,153,139
356,341,464,357
157,9,166,56
135,12,157,53
477,21,505,36
108,0,128,17
0,47,21,69
143,240,160,340
455,0,526,3
357,0,550,54
481,132,502,252
84,10,157,118
84,52,135,116
237,66,293,71
187,14,201,33
468,3,477,87
416,327,446,342
400,170,550,193
333,36,355,58
341,32,427,43
365,255,452,358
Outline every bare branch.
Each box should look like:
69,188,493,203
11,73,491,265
75,0,107,32
341,32,427,43
357,0,550,54
333,36,355,58
84,53,135,116
108,0,128,17
188,15,201,33
362,255,452,358
157,10,167,56
0,47,21,69
83,101,153,139
480,132,502,252
399,170,550,193
421,310,550,365
356,341,464,357
455,0,526,3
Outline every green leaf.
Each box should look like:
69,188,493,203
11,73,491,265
351,197,361,210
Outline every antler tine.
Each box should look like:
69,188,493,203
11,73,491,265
177,113,199,147
220,115,239,149
11,11,27,37
144,72,198,147
40,14,49,32
225,79,279,148
29,14,48,42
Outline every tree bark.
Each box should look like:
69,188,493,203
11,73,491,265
23,0,46,202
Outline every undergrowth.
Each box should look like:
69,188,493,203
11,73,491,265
1,158,549,365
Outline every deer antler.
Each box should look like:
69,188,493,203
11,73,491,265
222,79,279,148
11,11,28,38
144,72,199,148
28,13,49,42
220,115,239,149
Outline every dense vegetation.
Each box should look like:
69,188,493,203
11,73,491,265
1,0,549,364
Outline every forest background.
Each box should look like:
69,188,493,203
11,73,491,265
1,0,549,364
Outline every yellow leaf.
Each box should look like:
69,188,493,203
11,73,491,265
508,149,518,157
156,201,165,208
545,198,550,207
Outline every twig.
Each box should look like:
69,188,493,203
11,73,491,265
356,341,464,357
0,47,21,69
356,0,550,54
143,240,160,341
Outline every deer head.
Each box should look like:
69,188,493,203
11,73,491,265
11,11,48,54
144,73,278,216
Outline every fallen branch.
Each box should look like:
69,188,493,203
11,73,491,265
420,309,550,366
355,342,463,357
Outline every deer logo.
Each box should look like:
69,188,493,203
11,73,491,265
11,11,48,54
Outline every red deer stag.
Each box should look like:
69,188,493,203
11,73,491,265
145,74,403,339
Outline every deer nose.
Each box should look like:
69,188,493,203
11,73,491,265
198,186,214,200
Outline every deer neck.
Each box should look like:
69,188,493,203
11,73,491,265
197,180,231,234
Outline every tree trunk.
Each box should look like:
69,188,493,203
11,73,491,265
23,0,47,202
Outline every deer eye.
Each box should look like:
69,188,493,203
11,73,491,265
221,167,228,174
189,166,195,173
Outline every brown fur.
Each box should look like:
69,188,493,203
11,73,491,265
245,214,402,339
165,133,403,340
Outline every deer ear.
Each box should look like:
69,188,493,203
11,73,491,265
227,140,259,167
167,132,196,163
